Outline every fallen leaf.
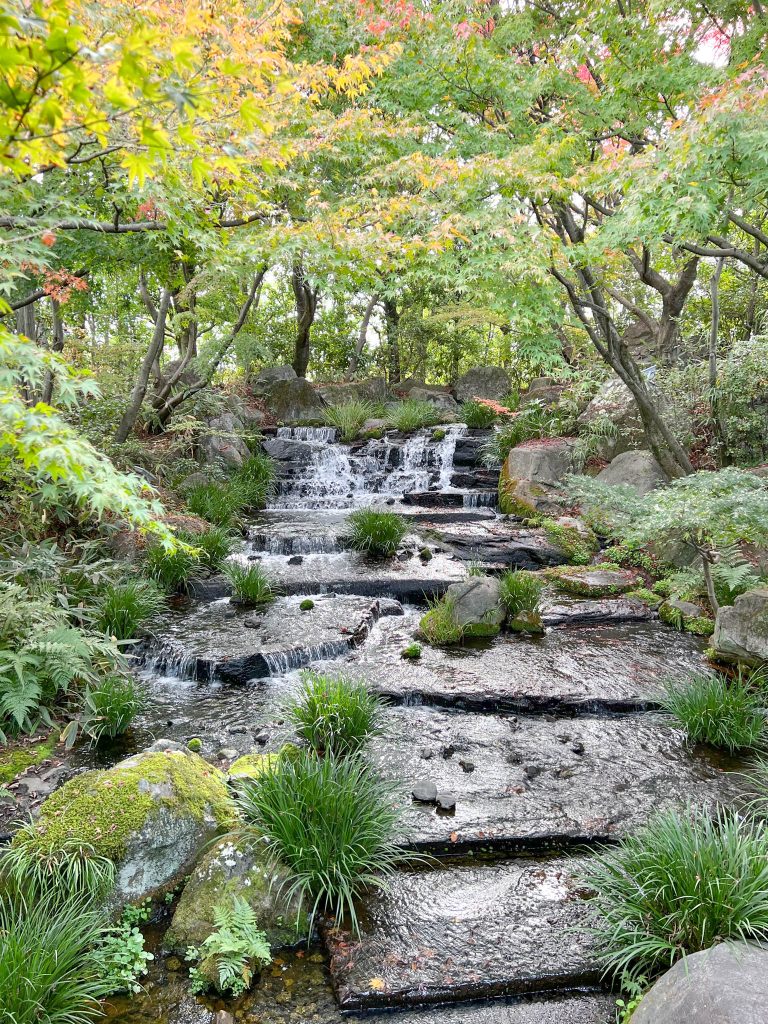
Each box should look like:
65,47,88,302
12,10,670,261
369,977,386,992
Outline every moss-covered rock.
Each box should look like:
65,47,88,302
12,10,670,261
545,566,639,598
13,747,237,910
508,609,545,635
164,834,308,953
229,753,281,781
660,598,715,637
0,731,58,784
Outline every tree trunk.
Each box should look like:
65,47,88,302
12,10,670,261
41,298,64,405
700,552,719,613
115,289,171,443
347,294,379,376
707,257,728,466
291,260,318,378
383,298,401,384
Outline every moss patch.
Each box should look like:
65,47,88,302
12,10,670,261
0,731,58,785
15,749,236,863
229,754,280,780
541,520,596,565
544,565,638,597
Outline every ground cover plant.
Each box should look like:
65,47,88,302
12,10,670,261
224,561,276,607
94,577,165,640
418,595,465,646
326,399,376,442
461,400,498,429
287,670,384,756
386,399,442,433
187,895,270,997
345,508,407,557
143,542,204,595
660,669,767,753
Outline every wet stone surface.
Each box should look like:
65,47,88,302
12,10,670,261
334,610,707,713
373,707,745,850
324,856,600,1010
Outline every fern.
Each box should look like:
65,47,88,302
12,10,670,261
712,543,762,606
187,896,271,997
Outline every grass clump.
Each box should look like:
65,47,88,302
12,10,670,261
326,399,376,442
461,400,498,429
419,596,464,646
660,670,767,753
186,482,242,527
237,749,401,933
387,398,442,433
224,561,275,607
499,570,544,618
232,453,276,510
586,804,768,986
143,541,203,594
178,526,235,572
401,642,422,660
345,508,407,558
94,576,164,640
78,674,146,745
286,671,384,756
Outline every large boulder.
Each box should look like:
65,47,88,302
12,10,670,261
261,437,314,465
264,378,327,424
518,376,567,409
199,411,251,469
165,834,307,953
499,438,579,517
713,588,768,665
252,364,297,396
444,576,505,637
596,450,668,495
632,942,768,1024
578,377,646,458
317,377,390,405
455,366,511,403
408,387,460,417
12,746,236,912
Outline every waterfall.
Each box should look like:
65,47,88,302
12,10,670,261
260,640,352,675
247,532,341,554
463,490,498,508
276,425,338,442
436,424,467,489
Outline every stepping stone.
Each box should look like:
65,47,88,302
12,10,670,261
377,994,615,1024
324,856,600,1010
546,567,638,597
370,707,745,850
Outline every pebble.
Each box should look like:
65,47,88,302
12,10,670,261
571,741,585,755
412,780,438,802
217,748,239,760
524,764,543,781
243,617,262,629
254,730,269,745
441,744,455,760
419,747,434,760
287,555,303,565
228,726,248,735
458,759,475,773
435,792,457,812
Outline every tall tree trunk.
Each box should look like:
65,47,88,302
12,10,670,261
383,298,401,384
707,257,728,466
291,259,318,378
115,290,171,443
347,294,379,376
41,298,64,405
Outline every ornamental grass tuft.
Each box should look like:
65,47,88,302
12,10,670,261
345,508,407,558
286,670,384,756
660,669,767,753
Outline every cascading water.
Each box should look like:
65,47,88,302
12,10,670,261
276,425,338,442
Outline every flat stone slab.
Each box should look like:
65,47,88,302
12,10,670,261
546,568,639,597
146,594,383,682
435,522,569,569
383,994,615,1024
324,856,600,1010
333,611,707,713
372,707,745,851
540,595,652,626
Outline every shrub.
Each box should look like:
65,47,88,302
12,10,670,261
0,887,111,1024
143,541,204,594
461,400,498,429
187,895,270,997
387,399,442,433
186,482,243,527
345,508,407,557
237,750,401,933
418,596,464,646
480,401,564,466
232,453,276,510
499,570,544,618
401,642,422,659
326,399,376,442
660,670,767,752
224,561,275,607
178,526,235,572
94,577,164,640
585,804,768,986
286,671,384,756
77,674,147,746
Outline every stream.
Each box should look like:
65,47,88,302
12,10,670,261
103,425,739,1024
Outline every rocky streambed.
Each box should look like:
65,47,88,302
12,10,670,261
97,427,748,1024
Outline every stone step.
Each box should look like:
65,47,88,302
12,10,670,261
365,994,616,1024
324,856,601,1011
402,490,498,508
372,707,745,852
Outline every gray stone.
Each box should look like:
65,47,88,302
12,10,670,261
547,567,638,598
504,439,580,488
217,748,239,760
214,1012,235,1024
263,378,327,423
412,781,438,803
456,366,511,403
508,609,545,635
518,377,567,409
317,377,390,405
198,412,251,469
435,792,457,811
252,364,296,396
445,576,505,637
578,377,646,458
261,437,314,463
408,387,460,417
596,450,668,495
713,588,768,665
632,942,768,1024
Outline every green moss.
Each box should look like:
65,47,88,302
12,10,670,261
419,547,433,562
187,738,203,752
0,732,58,785
362,428,384,440
541,520,596,565
685,616,715,637
626,587,660,606
659,601,715,637
463,621,501,638
543,565,637,597
498,468,538,518
419,599,465,646
401,643,422,659
14,750,236,863
229,754,280,780
432,428,447,442
299,598,314,611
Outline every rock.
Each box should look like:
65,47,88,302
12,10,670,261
287,555,303,565
229,753,282,780
504,439,580,488
660,598,714,636
13,748,236,913
217,748,239,761
261,437,314,464
596,450,668,495
408,387,460,417
378,598,405,616
199,412,251,469
458,759,475,773
263,378,327,424
546,567,638,598
435,792,457,812
252,364,297,397
455,366,511,403
178,471,212,492
412,781,438,803
632,942,768,1024
164,834,307,953
420,747,434,760
713,588,768,665
524,765,543,781
317,377,390,405
508,609,545,635
518,377,567,409
214,1012,235,1024
361,417,389,435
577,377,647,458
445,576,505,637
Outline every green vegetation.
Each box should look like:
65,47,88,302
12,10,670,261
143,541,204,595
94,577,164,640
480,402,565,466
76,674,147,746
345,508,408,557
499,570,544,618
237,749,401,934
187,895,271,997
299,598,314,611
586,805,768,986
0,730,58,784
386,399,442,433
660,670,767,753
461,400,498,429
326,399,376,442
98,914,154,995
1,829,116,900
232,453,276,510
401,642,422,659
186,482,241,527
224,561,276,607
178,526,235,572
419,596,465,646
286,671,384,756
187,738,203,752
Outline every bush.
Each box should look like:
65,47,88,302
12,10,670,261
287,671,384,756
585,804,768,986
143,541,204,594
401,642,422,659
326,399,376,442
660,670,767,752
237,750,401,933
480,400,565,466
345,508,407,557
78,674,147,745
387,399,442,433
0,887,111,1024
224,561,275,607
94,577,165,640
499,570,544,618
186,482,243,527
178,526,235,572
232,453,276,510
461,400,498,429
418,596,464,646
